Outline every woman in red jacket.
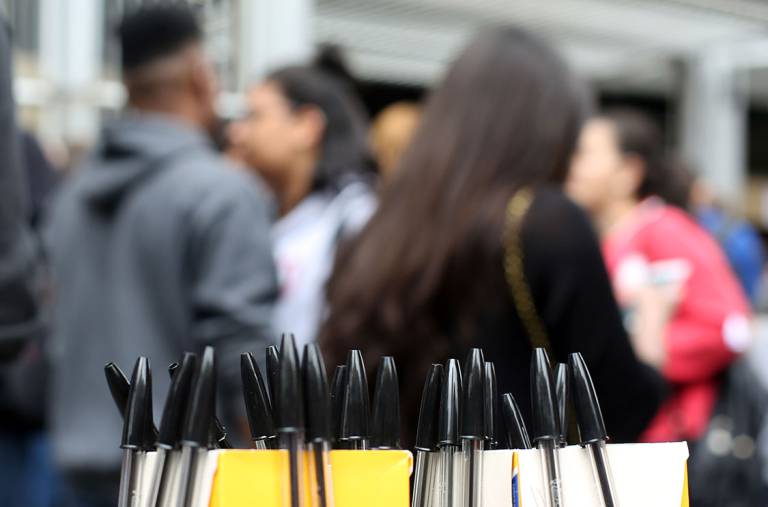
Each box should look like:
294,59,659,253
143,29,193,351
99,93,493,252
567,108,752,442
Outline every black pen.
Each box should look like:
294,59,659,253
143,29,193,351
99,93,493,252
569,353,618,507
266,345,280,407
412,363,442,507
531,348,563,507
500,393,531,449
168,362,232,450
105,362,130,418
303,343,334,507
329,365,347,446
555,363,569,448
151,353,197,507
339,350,369,450
461,348,486,507
104,362,159,440
117,357,154,507
371,356,400,450
484,361,498,449
241,352,276,450
177,346,217,507
437,358,461,507
276,334,305,507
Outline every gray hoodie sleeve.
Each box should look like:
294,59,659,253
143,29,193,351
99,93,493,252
187,175,278,419
0,19,39,361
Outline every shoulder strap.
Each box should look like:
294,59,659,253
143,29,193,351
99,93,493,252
503,187,554,358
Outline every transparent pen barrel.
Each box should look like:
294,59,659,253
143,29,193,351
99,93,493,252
588,441,618,507
537,439,563,507
461,439,483,507
308,440,334,507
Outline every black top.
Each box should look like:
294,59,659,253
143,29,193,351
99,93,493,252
463,188,664,444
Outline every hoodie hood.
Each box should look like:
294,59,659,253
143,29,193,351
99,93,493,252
79,113,211,212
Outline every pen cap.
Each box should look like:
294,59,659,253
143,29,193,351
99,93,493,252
483,362,498,445
303,344,331,442
339,349,370,441
414,363,443,451
182,346,217,447
501,393,531,449
530,348,559,442
554,363,569,445
275,334,304,432
438,358,462,446
105,362,129,418
121,356,154,450
266,345,280,408
568,352,608,444
157,353,197,449
330,365,347,442
371,356,400,449
241,352,275,441
460,348,485,439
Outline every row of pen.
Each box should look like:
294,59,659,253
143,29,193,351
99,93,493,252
104,334,401,507
105,334,618,507
411,348,618,507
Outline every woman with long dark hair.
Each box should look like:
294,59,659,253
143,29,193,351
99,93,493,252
230,64,376,347
319,29,664,445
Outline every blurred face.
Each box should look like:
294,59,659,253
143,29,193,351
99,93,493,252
567,119,634,214
230,81,316,185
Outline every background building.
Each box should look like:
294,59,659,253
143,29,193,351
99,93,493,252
6,0,768,223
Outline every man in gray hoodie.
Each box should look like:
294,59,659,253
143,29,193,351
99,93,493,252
46,6,277,505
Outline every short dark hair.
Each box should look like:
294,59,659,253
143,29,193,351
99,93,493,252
117,4,202,72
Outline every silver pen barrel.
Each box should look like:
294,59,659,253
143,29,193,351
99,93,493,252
117,449,134,507
438,446,456,507
147,447,166,507
411,450,429,507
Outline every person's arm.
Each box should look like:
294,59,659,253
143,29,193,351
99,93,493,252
186,173,279,422
523,189,665,442
0,19,39,361
647,229,748,383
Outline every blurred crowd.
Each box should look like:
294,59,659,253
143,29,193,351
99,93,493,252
1,3,768,506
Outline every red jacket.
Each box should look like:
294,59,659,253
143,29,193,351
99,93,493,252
602,199,751,442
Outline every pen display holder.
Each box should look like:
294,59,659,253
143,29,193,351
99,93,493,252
208,449,412,507
479,442,689,507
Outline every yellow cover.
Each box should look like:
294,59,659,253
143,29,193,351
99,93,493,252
209,450,412,507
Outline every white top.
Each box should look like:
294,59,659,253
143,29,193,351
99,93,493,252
271,181,376,349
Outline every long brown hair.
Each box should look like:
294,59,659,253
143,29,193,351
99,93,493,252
319,28,589,442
